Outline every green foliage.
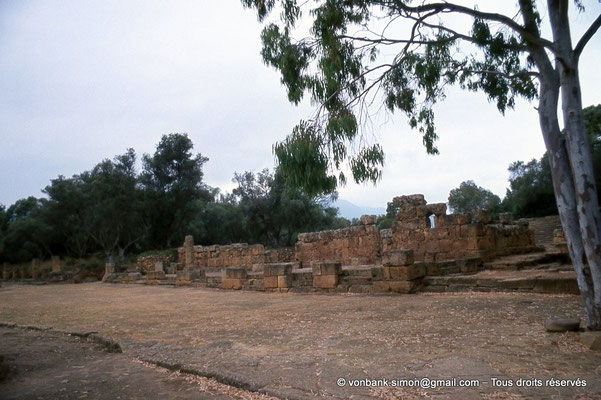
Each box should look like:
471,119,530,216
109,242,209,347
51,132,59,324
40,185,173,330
42,175,91,259
227,167,344,247
1,197,55,263
0,134,348,263
242,0,539,194
448,181,501,214
376,199,403,230
141,133,212,248
81,148,144,261
501,105,601,218
501,156,557,218
0,204,7,259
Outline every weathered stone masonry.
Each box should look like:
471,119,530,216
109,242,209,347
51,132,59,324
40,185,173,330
98,194,539,294
383,194,536,263
295,215,380,267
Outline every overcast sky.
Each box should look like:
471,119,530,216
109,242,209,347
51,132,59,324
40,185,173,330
1,1,600,210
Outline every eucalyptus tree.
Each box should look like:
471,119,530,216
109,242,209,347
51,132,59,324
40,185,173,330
242,0,601,328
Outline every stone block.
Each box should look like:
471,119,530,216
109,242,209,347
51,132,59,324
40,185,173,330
426,203,447,216
311,261,341,276
578,332,601,351
313,274,338,289
456,258,483,273
267,263,293,276
127,272,142,281
222,267,247,279
415,205,429,217
359,215,377,225
397,206,417,219
424,262,439,276
264,276,278,289
382,249,414,266
322,262,342,275
545,317,580,332
395,218,429,230
222,278,243,290
184,235,195,268
146,270,165,280
461,223,485,238
389,265,425,281
396,194,426,207
370,267,384,280
439,239,454,253
499,213,514,225
472,210,491,224
373,281,391,292
278,275,292,288
454,213,472,225
389,279,422,294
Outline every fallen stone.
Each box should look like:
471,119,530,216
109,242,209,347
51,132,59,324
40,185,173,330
578,331,601,351
545,317,580,332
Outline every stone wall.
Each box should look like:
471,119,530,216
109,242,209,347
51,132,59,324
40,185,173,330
521,215,562,245
171,194,536,272
101,193,539,292
136,255,173,275
177,242,295,271
387,195,535,263
295,215,380,267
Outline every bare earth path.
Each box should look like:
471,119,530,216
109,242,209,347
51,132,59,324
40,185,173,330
0,282,600,399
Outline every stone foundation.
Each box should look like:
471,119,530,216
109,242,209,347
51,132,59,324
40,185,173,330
87,194,542,293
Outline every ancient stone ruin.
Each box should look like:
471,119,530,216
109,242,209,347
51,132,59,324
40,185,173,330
96,194,555,294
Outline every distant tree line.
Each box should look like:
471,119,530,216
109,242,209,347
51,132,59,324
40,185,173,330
445,105,601,219
2,105,598,263
375,105,601,229
0,133,348,264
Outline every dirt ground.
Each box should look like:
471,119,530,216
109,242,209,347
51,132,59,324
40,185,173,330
0,326,276,400
0,282,600,399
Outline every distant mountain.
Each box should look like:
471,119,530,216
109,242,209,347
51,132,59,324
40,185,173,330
331,199,386,220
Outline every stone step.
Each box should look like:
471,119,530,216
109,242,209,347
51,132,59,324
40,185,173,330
422,269,579,294
340,276,373,285
341,266,374,278
484,252,569,271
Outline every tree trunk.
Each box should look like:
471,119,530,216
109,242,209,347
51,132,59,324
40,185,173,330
118,247,125,264
106,252,115,267
560,66,601,328
537,75,600,329
545,0,601,329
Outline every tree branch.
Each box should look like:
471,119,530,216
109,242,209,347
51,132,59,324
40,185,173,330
384,0,557,53
574,13,601,59
459,68,540,79
337,34,461,46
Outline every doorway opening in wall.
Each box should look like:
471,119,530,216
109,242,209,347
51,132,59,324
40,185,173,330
428,214,436,229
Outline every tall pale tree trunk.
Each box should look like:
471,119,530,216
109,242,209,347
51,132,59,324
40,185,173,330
541,0,601,329
538,78,600,328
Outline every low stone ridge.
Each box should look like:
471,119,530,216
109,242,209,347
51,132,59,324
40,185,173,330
545,317,581,332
